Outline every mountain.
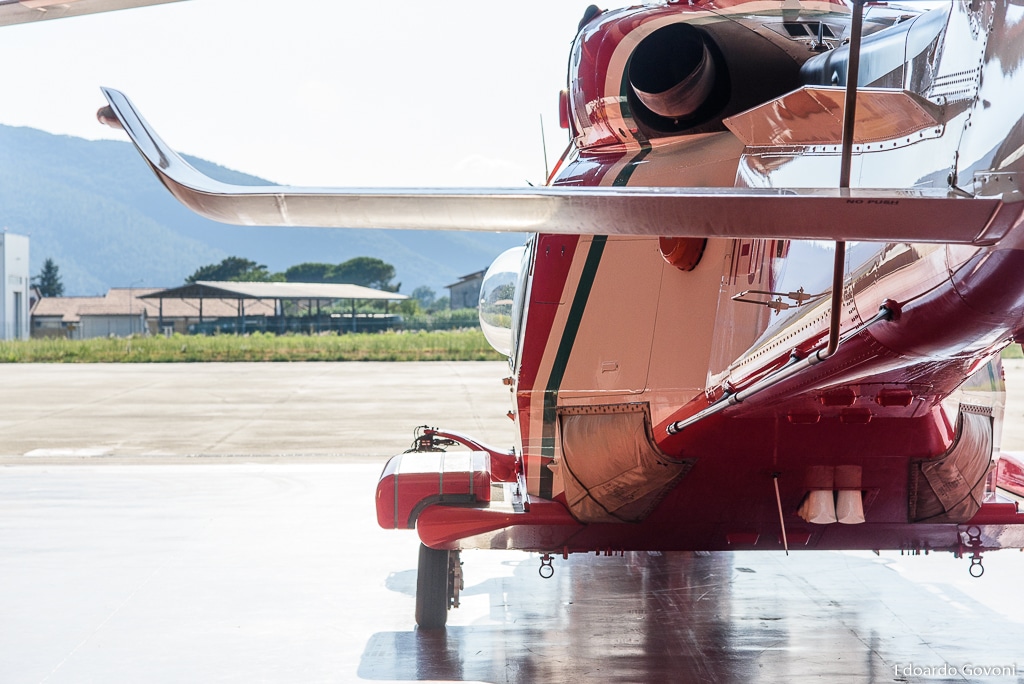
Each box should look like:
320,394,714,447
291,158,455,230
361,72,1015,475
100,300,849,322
0,125,526,296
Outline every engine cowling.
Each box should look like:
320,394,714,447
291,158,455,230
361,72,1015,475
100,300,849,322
568,6,822,146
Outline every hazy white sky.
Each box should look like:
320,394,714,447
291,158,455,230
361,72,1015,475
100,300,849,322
0,0,622,187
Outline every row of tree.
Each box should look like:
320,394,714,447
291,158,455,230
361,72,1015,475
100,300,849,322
33,255,452,312
186,256,400,292
186,256,451,313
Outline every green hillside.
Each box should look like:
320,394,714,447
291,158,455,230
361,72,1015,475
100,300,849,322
0,125,525,295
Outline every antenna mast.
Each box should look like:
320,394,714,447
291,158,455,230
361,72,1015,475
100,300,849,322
539,114,550,182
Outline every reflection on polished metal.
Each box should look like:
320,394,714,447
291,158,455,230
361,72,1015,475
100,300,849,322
4,464,1024,684
478,246,527,358
364,550,1024,683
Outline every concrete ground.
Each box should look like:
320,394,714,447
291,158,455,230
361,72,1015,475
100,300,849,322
4,359,1024,460
2,361,1024,683
0,361,516,461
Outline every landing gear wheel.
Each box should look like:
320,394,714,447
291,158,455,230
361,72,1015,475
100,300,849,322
415,544,459,629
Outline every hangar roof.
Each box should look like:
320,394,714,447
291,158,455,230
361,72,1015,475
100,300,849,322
140,281,407,301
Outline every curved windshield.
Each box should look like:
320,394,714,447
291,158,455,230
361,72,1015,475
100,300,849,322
479,246,527,357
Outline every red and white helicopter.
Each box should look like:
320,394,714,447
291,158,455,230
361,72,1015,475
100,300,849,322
9,0,1024,629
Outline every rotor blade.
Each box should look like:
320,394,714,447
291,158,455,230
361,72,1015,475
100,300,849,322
101,87,1024,246
0,0,185,27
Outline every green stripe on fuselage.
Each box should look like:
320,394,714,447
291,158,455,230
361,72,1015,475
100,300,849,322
540,235,607,499
537,140,647,499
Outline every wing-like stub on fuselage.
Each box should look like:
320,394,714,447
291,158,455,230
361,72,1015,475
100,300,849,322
99,87,1024,246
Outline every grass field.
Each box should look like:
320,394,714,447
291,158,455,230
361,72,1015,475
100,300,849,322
0,330,504,362
5,330,1021,364
1002,344,1023,359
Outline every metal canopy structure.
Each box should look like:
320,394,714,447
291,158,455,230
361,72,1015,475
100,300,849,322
140,281,408,334
145,281,406,302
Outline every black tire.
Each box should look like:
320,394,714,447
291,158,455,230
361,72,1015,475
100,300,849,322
415,544,450,629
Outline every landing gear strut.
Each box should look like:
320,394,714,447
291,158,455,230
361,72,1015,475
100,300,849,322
415,544,462,629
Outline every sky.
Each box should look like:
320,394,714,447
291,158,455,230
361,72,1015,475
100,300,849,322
0,0,625,188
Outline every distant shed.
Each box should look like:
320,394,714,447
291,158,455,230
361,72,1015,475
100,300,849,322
141,281,407,334
446,270,485,310
31,290,148,339
31,282,408,338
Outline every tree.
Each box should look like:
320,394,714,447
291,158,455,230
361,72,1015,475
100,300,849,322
333,257,399,291
397,298,421,316
282,258,400,290
284,263,335,283
186,257,280,283
33,258,64,297
410,285,436,309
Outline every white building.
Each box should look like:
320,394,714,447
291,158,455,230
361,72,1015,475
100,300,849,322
0,232,30,340
32,289,149,339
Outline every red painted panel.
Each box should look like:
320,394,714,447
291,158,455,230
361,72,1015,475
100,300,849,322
516,234,579,392
417,497,582,550
997,453,1024,498
375,451,491,530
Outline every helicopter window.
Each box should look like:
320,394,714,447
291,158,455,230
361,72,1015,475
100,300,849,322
479,245,528,359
